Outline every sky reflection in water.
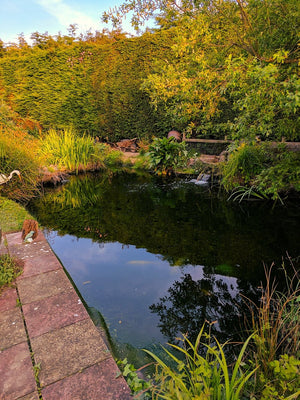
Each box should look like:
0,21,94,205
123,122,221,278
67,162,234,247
28,172,299,354
46,232,239,348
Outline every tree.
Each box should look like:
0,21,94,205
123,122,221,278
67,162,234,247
138,0,299,139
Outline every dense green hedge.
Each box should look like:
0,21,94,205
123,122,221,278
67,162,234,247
0,31,175,141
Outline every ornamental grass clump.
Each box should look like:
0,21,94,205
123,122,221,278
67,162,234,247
243,261,300,399
221,142,300,201
144,324,257,400
40,128,95,174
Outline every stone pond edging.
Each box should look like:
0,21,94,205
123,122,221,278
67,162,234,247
0,230,132,400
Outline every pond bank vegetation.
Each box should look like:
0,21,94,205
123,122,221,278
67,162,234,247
0,0,299,397
0,253,23,294
120,262,300,400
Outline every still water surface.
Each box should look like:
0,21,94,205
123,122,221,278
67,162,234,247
28,171,299,361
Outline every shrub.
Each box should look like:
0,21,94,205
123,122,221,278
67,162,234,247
259,355,300,400
103,148,124,167
146,137,188,174
255,151,300,201
221,142,300,201
117,358,151,399
220,142,267,190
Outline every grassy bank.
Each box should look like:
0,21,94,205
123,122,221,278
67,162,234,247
0,196,32,292
0,196,34,233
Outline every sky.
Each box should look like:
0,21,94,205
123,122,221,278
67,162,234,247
0,0,137,45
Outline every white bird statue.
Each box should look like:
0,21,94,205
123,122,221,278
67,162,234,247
0,170,21,185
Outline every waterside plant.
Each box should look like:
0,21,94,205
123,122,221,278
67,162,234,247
40,128,95,174
221,142,300,202
143,325,257,400
0,128,41,201
0,254,23,292
122,264,300,400
146,137,189,175
242,262,300,399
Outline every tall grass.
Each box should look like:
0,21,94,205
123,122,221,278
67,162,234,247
221,142,300,200
243,261,300,372
0,127,41,201
40,128,95,174
144,324,258,400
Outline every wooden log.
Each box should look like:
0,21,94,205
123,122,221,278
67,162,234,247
21,220,38,241
183,138,233,144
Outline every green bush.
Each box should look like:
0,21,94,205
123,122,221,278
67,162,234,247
146,137,188,174
259,355,300,400
255,151,300,201
103,149,124,167
221,142,300,201
220,142,267,190
117,358,151,399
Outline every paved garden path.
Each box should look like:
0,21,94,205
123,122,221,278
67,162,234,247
0,231,132,400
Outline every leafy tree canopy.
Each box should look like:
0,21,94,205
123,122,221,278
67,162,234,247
110,0,299,140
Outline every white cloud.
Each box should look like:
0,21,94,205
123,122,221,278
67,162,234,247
35,0,100,32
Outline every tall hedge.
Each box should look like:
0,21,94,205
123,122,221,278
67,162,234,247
0,31,175,141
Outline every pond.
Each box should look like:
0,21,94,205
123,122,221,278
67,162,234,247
27,171,300,365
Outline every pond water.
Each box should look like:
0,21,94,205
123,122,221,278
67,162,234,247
28,171,300,364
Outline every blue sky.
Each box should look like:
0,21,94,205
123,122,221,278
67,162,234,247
0,0,137,44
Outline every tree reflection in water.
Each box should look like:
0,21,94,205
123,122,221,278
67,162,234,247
28,171,299,356
150,272,253,346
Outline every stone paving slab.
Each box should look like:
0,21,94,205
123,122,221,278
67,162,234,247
42,358,132,400
5,231,45,247
7,244,50,262
23,290,89,338
31,318,111,387
0,307,27,351
17,252,61,280
0,342,36,400
17,269,73,305
0,287,18,313
1,230,132,399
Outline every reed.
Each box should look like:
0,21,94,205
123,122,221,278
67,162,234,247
144,324,257,400
41,128,95,174
243,262,300,373
0,127,40,201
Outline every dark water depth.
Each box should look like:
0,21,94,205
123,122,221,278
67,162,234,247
27,171,300,363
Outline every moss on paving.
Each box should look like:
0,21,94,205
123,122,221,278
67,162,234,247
0,196,34,233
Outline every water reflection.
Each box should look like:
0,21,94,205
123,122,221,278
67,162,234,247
28,171,300,360
31,171,299,276
150,272,242,345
